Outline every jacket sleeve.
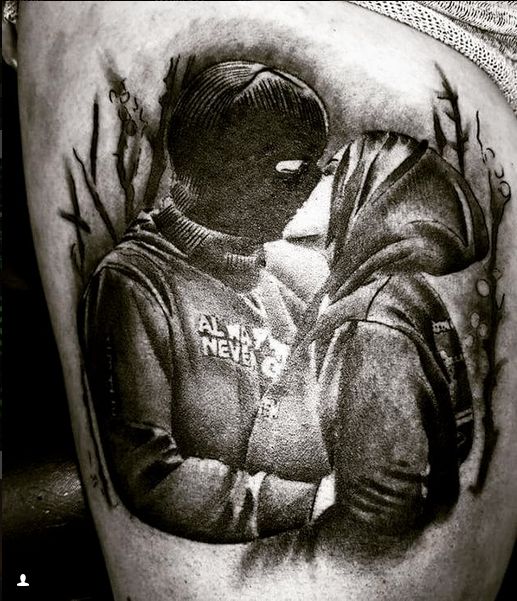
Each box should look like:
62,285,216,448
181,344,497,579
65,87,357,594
330,320,457,536
81,266,319,543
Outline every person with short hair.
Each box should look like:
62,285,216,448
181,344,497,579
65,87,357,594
79,60,333,543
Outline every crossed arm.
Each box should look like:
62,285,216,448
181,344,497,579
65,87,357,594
12,1,517,599
81,264,332,542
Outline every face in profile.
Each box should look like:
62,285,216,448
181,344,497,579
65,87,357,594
283,146,346,256
196,108,327,241
169,61,329,241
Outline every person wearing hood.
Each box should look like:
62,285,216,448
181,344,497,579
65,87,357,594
246,131,489,548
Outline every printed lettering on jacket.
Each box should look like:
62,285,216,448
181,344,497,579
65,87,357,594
197,314,290,381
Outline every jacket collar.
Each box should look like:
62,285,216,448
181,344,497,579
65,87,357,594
151,195,265,287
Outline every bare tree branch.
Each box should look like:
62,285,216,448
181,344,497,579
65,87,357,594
113,98,144,225
73,147,117,244
434,65,468,175
62,164,90,281
90,99,100,184
143,57,180,209
143,55,196,210
471,115,511,492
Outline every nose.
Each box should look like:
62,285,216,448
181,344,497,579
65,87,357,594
282,174,332,250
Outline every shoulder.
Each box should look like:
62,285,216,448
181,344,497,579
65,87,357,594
316,276,432,376
80,230,188,330
364,274,443,330
85,226,191,299
330,315,421,360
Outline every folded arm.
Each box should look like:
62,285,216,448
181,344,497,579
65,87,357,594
331,321,458,536
81,265,325,542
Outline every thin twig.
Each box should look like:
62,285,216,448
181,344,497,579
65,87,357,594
114,126,131,224
73,147,118,243
475,110,483,151
114,119,142,225
125,142,141,221
470,112,511,492
109,77,148,224
90,99,100,184
143,56,193,209
62,164,89,280
435,65,468,176
433,108,447,155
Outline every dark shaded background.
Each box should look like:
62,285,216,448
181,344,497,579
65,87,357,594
1,58,515,601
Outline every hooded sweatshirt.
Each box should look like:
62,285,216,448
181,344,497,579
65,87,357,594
79,197,325,543
246,131,489,538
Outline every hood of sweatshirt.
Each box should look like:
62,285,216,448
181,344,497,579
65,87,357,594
326,131,489,299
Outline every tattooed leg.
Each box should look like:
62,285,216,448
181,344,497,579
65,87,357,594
12,2,517,600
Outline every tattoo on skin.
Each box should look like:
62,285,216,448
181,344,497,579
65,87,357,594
470,112,511,493
59,56,508,558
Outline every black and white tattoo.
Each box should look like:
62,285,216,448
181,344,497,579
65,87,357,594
59,57,508,557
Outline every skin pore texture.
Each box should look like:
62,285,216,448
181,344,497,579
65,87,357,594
16,2,517,600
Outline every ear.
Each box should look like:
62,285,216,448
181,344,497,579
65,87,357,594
2,0,18,69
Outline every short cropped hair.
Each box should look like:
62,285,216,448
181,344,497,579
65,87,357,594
168,61,328,189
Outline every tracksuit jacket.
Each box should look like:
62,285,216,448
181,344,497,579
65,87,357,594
79,202,326,543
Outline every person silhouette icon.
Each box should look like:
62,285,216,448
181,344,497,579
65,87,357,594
17,574,30,587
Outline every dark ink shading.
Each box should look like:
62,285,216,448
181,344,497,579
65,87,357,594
73,147,117,244
60,77,151,277
64,51,504,558
432,72,509,492
241,505,420,577
245,131,489,563
434,65,469,176
432,108,447,156
167,62,327,234
143,57,179,210
143,55,196,210
104,55,128,102
60,163,91,283
471,111,511,492
81,366,116,507
90,98,99,184
110,79,147,225
318,133,487,532
60,58,184,515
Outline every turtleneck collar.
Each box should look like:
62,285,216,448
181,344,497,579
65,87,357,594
151,191,266,287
